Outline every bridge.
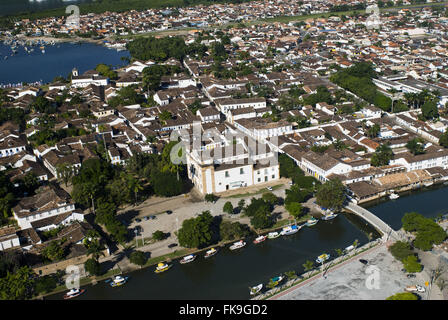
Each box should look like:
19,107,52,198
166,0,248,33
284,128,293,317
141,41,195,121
344,202,402,241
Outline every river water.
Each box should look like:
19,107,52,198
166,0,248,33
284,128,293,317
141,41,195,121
0,42,129,85
46,185,448,300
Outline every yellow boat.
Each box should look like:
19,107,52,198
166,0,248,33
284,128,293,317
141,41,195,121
155,262,172,274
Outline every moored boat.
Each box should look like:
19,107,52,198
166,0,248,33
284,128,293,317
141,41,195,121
316,253,330,264
204,247,218,258
423,181,433,187
179,254,196,264
155,262,172,274
269,275,284,287
305,217,318,226
267,231,280,239
249,284,263,295
280,224,300,236
108,275,128,287
229,240,246,250
389,193,399,200
63,288,85,299
253,235,267,244
321,213,338,221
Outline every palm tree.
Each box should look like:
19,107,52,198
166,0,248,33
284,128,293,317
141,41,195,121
353,239,359,248
303,260,314,272
127,175,144,205
284,270,298,280
335,248,344,257
86,240,105,262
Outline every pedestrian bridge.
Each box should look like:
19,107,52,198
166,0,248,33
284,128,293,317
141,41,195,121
344,202,401,241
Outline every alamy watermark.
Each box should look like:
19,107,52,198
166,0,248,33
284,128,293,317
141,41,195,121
65,265,81,290
365,3,381,30
365,265,380,290
65,5,80,30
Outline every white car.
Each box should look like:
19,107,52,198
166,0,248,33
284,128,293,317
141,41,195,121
267,186,273,191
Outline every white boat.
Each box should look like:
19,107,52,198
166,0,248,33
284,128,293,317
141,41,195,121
269,275,284,287
229,240,246,250
253,235,267,244
405,285,425,293
423,181,433,187
305,217,318,226
316,253,330,264
321,213,338,221
280,224,300,236
249,284,263,295
389,192,399,200
204,247,218,258
63,288,85,299
344,245,355,252
267,232,280,239
179,254,196,264
109,275,128,287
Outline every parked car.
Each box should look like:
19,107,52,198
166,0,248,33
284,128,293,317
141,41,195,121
407,274,416,278
267,186,273,191
168,243,178,248
135,218,142,223
149,215,156,220
166,210,173,215
143,216,149,221
359,259,368,265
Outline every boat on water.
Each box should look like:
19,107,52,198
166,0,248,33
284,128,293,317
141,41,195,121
316,253,330,264
389,193,399,200
321,213,338,221
423,181,433,187
154,262,172,274
253,235,267,244
344,245,355,252
179,254,196,264
280,224,300,236
204,247,218,258
269,275,284,287
249,284,263,295
229,240,246,250
305,217,318,226
108,275,128,287
63,288,85,299
267,231,280,239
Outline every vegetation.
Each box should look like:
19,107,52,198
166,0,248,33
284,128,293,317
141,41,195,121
177,210,214,248
130,250,147,266
402,212,447,251
219,220,251,241
406,138,425,155
127,36,188,62
223,201,234,214
386,292,418,300
315,178,346,211
371,143,394,167
84,258,102,276
152,230,166,241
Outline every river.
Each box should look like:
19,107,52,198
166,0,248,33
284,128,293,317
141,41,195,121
46,184,448,300
0,41,129,86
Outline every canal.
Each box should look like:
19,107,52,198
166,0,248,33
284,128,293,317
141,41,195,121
47,186,448,300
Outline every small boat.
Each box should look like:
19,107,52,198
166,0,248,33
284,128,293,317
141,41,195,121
229,240,246,251
423,181,433,187
321,213,338,221
154,262,172,274
306,217,318,226
280,224,300,236
405,285,425,293
108,275,128,287
389,193,399,200
253,235,267,244
316,253,330,264
249,284,263,295
63,288,85,299
179,254,196,264
204,247,218,258
344,245,355,252
269,275,284,287
267,232,280,239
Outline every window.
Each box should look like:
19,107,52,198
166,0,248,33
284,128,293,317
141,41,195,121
272,175,275,179
225,171,229,178
240,168,244,174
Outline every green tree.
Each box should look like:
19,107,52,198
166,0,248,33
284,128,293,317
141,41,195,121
152,230,165,241
421,99,439,120
303,260,314,272
0,266,35,300
285,202,304,219
177,211,214,248
371,144,394,167
219,220,250,241
406,138,425,155
223,201,234,214
315,178,346,211
129,250,147,267
42,240,66,262
56,162,73,187
386,292,418,300
388,241,414,261
84,258,101,276
402,255,422,273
